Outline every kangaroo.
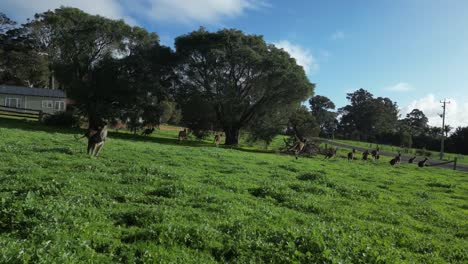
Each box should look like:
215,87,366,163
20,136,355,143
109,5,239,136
389,152,402,166
348,149,356,161
87,122,108,157
418,157,428,167
141,127,155,136
362,150,370,160
214,133,223,147
371,147,380,160
324,147,337,159
178,128,188,142
408,156,416,163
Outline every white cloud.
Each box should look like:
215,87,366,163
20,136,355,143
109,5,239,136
384,82,413,92
273,40,318,74
331,31,345,40
138,0,268,24
0,0,267,25
401,94,468,128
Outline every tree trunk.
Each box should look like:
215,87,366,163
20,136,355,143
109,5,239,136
88,113,103,130
224,127,240,145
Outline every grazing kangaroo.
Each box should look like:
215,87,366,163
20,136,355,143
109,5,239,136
408,156,416,163
418,157,428,167
141,127,155,136
348,149,356,161
214,133,223,147
178,129,188,143
324,147,337,159
371,147,380,160
362,150,370,160
87,123,108,157
389,152,402,166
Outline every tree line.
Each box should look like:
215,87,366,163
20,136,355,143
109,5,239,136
1,8,467,153
335,89,468,155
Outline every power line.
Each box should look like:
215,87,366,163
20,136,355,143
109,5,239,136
439,99,450,160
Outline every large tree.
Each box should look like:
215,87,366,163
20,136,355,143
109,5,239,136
28,7,174,127
25,8,131,125
175,28,313,145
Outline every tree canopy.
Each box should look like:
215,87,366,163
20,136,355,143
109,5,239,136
338,89,398,141
175,28,314,145
309,95,337,138
403,109,429,136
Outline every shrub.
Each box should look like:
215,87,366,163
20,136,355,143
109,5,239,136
415,149,432,157
191,129,211,140
42,112,79,127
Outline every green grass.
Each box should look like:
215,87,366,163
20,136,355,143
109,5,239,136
331,139,468,165
1,119,467,263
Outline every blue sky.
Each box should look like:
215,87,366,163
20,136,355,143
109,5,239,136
2,0,468,126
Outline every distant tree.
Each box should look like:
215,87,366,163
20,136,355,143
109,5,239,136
427,126,443,139
175,28,313,145
287,106,319,141
338,89,398,141
443,125,453,137
447,126,468,154
309,95,337,138
403,109,429,136
399,130,413,148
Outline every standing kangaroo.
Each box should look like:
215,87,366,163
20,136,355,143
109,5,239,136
214,133,223,147
348,149,356,161
371,147,380,160
86,123,108,157
178,129,188,143
362,150,370,160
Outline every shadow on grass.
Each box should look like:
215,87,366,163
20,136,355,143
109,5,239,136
0,117,79,135
32,147,74,155
0,117,278,154
108,131,211,148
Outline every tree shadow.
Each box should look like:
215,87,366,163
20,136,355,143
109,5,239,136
107,131,212,148
1,117,284,155
0,118,79,135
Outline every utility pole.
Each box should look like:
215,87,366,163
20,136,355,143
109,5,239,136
439,99,450,160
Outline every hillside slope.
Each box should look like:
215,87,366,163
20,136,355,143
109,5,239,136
0,120,467,263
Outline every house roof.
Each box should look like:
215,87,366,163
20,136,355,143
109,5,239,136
0,84,66,98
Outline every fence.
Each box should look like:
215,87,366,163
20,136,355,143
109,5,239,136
428,158,458,170
0,105,44,121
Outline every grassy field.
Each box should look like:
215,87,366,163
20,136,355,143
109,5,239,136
331,139,468,165
0,119,467,263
